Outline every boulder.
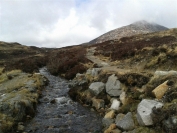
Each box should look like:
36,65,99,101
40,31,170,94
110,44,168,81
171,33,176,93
137,99,163,126
89,82,105,96
104,110,115,119
92,98,105,109
110,99,120,110
86,68,102,77
106,74,122,96
116,112,135,131
152,80,169,99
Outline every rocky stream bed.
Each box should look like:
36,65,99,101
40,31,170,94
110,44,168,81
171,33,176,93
24,68,102,133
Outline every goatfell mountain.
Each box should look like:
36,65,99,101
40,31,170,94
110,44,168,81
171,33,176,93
89,20,169,44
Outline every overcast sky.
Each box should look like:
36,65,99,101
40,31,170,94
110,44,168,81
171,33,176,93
0,0,177,48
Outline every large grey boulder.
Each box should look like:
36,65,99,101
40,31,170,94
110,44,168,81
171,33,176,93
116,112,135,131
106,74,122,96
137,99,163,126
89,82,105,96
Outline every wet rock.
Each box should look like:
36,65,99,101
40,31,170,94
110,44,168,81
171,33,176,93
106,74,122,96
50,99,56,104
92,98,105,109
104,110,115,119
86,68,102,77
116,112,135,131
54,97,69,104
89,82,105,96
163,115,177,133
137,99,163,126
102,118,115,128
110,99,120,110
152,80,169,99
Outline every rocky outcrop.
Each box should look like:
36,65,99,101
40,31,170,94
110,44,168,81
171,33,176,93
0,70,48,132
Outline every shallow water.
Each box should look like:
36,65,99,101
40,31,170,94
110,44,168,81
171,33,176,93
24,68,102,133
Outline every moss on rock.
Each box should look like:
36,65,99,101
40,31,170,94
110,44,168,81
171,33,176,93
0,70,48,132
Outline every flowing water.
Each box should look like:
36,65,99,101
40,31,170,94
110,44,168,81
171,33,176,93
24,68,102,133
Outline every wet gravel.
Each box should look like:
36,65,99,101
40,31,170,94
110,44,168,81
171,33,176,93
24,68,102,133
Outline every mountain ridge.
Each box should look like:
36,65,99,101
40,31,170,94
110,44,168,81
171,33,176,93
89,20,169,44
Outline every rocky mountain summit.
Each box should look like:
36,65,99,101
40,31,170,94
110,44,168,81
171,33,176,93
89,20,169,44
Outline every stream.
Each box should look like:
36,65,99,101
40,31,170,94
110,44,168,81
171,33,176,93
24,68,102,133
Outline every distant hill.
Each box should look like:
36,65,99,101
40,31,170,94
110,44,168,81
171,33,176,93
89,20,169,44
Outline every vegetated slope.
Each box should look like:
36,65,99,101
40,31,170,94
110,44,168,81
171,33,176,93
89,20,169,44
0,41,51,73
46,28,177,80
92,28,177,71
46,45,91,79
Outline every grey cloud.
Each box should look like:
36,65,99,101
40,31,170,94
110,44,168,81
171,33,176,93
0,0,177,48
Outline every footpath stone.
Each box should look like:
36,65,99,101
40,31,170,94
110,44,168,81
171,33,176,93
89,82,105,96
152,80,169,99
106,74,122,96
116,112,135,131
137,99,163,126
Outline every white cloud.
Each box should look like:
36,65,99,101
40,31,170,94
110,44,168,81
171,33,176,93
0,0,177,48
